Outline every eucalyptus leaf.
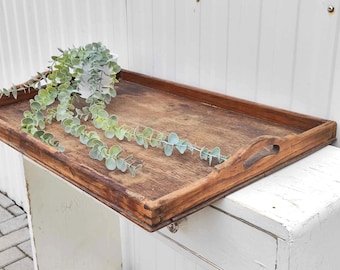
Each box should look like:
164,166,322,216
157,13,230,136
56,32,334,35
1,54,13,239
105,158,117,170
30,101,42,111
109,145,123,157
33,130,44,139
200,147,209,160
86,138,102,147
93,117,105,129
117,158,127,172
116,127,126,140
42,132,53,142
104,129,115,139
11,85,17,99
164,144,173,157
150,138,161,147
80,134,89,145
175,140,188,154
21,117,34,126
143,127,153,138
211,147,221,159
135,134,144,146
167,132,179,145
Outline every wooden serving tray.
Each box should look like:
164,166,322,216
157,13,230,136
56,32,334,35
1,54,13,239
0,70,337,231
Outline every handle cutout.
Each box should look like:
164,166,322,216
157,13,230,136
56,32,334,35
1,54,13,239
243,144,280,169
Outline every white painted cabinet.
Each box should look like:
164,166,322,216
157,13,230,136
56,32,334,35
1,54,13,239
121,146,340,270
24,146,340,270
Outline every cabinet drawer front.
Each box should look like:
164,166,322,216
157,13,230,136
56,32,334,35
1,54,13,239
158,207,277,269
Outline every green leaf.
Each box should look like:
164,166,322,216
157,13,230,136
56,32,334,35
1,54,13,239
30,101,42,111
23,111,33,118
124,131,132,141
97,109,109,118
109,145,123,157
86,138,102,147
76,125,86,135
135,134,144,146
167,132,179,145
115,127,126,140
150,138,161,147
11,85,17,99
80,134,89,144
109,87,116,97
89,145,105,161
117,158,128,172
36,111,44,121
21,117,34,126
211,147,221,158
105,158,117,171
33,130,44,139
164,144,173,157
38,119,45,129
93,117,105,129
143,127,153,138
42,132,53,142
200,147,209,160
62,118,73,127
156,133,166,141
104,129,115,139
87,131,100,139
175,140,188,154
107,114,118,126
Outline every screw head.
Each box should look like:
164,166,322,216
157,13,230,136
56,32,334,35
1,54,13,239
167,222,179,233
328,5,335,13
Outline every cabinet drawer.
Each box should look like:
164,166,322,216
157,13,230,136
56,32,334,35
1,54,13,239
158,206,277,269
121,206,277,270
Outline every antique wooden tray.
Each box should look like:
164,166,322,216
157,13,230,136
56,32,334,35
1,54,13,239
0,70,337,231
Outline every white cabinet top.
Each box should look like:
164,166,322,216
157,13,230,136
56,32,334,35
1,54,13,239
214,145,340,239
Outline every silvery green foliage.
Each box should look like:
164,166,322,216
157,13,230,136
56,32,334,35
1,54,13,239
18,43,141,174
3,43,230,176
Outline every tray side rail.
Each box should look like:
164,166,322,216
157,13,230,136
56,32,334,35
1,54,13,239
121,70,329,131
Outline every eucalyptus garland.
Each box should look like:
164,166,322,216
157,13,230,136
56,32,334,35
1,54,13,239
1,43,230,176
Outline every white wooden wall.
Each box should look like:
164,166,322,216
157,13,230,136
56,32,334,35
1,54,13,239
0,0,339,204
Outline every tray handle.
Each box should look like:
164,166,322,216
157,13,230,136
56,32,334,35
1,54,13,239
215,135,289,176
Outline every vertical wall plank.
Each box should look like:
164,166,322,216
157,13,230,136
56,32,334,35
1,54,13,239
291,0,339,117
256,0,300,109
152,0,176,81
174,0,201,86
0,0,12,87
226,0,262,100
328,1,340,146
199,0,229,94
126,0,154,74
